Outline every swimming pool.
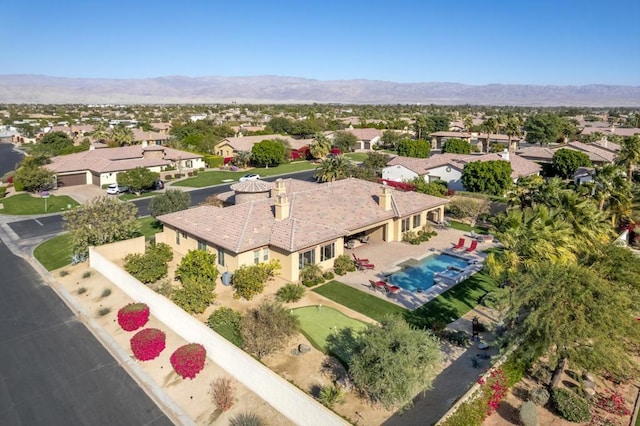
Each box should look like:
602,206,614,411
388,254,471,292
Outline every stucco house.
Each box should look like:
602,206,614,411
155,178,449,283
46,145,205,187
517,141,619,166
429,131,519,153
382,151,541,191
214,135,312,158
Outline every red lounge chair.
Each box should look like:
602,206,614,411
452,238,465,250
369,280,387,292
353,253,370,264
357,261,375,270
383,283,401,294
466,240,478,252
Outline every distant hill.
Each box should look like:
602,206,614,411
1,74,639,106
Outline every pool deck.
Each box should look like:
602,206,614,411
338,227,497,310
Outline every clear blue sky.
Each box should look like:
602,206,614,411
2,0,639,85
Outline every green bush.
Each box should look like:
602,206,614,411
322,271,334,280
502,354,529,387
333,254,356,275
299,263,322,283
229,412,264,426
518,401,538,426
207,307,243,347
59,270,69,277
232,260,280,300
318,384,345,408
203,154,224,168
13,180,25,192
529,387,550,406
552,388,591,423
124,243,174,284
101,288,112,298
82,271,92,278
0,187,6,198
276,283,305,303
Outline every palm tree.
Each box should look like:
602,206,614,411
616,135,640,180
309,133,332,159
506,175,544,211
591,164,632,226
480,117,500,153
110,126,135,146
555,191,613,253
314,155,351,182
91,121,110,143
234,150,252,168
503,116,523,152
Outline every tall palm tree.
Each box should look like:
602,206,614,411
91,121,110,143
506,175,544,210
616,135,640,180
480,117,500,153
314,155,351,182
309,133,332,159
234,150,252,168
110,126,135,146
503,116,523,152
555,191,613,253
591,164,632,226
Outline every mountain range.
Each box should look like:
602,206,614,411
1,74,639,106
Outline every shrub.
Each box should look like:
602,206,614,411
124,243,173,284
170,343,206,379
206,307,243,347
438,329,469,347
318,384,345,408
117,303,150,332
299,263,322,283
333,254,356,275
231,260,280,300
211,377,236,412
59,270,69,277
97,307,111,317
101,288,112,298
276,283,305,303
502,355,529,387
552,388,591,423
594,389,631,416
82,271,92,278
518,401,538,426
77,287,87,294
0,186,6,198
529,387,550,406
322,271,334,280
229,413,264,426
130,328,166,361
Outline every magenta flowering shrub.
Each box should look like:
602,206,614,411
117,303,150,331
170,343,206,379
130,328,166,361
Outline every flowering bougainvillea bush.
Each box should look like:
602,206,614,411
595,389,631,416
170,343,206,379
130,328,166,361
117,302,150,331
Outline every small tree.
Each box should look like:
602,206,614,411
63,196,139,256
332,131,358,153
448,197,490,226
124,243,173,284
336,315,441,410
552,148,592,179
412,178,448,197
397,139,430,158
461,160,513,195
442,138,472,154
14,164,55,193
362,151,391,174
231,260,281,300
251,139,286,166
172,249,219,314
207,307,243,347
117,167,159,194
149,188,191,218
241,299,299,359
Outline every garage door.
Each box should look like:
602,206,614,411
57,173,86,187
91,173,100,186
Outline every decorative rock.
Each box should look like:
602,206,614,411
298,344,311,353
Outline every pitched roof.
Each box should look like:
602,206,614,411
158,178,448,254
218,134,305,152
46,145,202,174
345,128,383,141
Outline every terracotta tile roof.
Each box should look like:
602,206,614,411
46,145,202,174
430,131,473,138
230,180,274,193
345,128,383,141
566,141,616,162
132,129,170,142
218,134,302,152
158,178,448,254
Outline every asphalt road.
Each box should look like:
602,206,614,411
7,169,316,240
0,240,172,426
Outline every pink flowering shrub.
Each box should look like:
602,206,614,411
117,303,150,331
170,343,206,379
477,368,508,415
130,328,166,361
595,389,631,416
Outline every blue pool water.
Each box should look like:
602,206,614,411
388,254,470,292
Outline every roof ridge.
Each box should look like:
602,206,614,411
288,218,297,252
235,201,254,253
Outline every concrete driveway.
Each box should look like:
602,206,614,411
52,184,105,204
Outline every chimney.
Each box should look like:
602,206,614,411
379,185,392,211
499,148,510,161
274,194,290,220
271,179,286,198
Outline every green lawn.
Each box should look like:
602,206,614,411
449,220,491,234
172,161,317,188
34,217,164,271
343,152,369,162
313,281,407,322
292,306,368,357
0,193,79,215
403,272,498,328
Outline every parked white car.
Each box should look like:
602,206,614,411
239,173,261,182
106,184,129,194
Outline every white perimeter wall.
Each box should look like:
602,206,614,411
382,164,418,182
89,245,346,426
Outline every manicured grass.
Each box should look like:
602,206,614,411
292,306,368,356
343,152,368,162
33,233,73,271
0,193,79,215
313,281,407,322
449,220,490,234
34,217,164,271
403,272,498,328
172,161,316,188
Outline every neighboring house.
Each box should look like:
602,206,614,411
46,145,204,187
429,132,519,152
517,141,619,166
214,135,311,158
155,178,449,282
344,128,383,150
574,167,596,185
580,126,640,138
48,125,96,141
382,151,541,191
150,122,172,134
132,129,171,146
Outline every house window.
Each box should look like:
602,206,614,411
298,249,315,269
254,250,260,264
186,160,193,168
321,243,335,262
182,232,188,240
175,230,180,245
197,240,207,251
413,214,421,228
262,248,269,262
401,218,410,232
217,248,225,266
